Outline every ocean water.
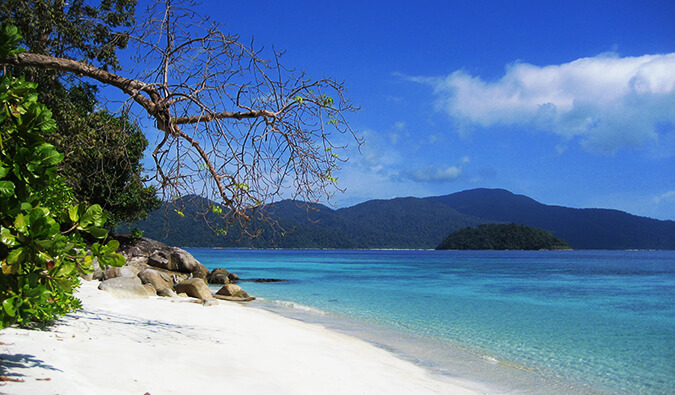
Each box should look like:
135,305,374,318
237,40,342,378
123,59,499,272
187,249,675,394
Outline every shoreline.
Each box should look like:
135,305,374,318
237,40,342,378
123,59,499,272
0,280,486,394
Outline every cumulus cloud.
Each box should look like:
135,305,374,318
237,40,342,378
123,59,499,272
420,53,675,154
400,165,462,183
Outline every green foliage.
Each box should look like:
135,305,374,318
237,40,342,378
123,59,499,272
50,101,161,227
0,0,158,228
0,26,124,329
0,0,136,70
436,223,571,250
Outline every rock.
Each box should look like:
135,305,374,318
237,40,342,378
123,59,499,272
170,248,210,279
157,288,179,298
138,269,173,292
228,272,239,282
112,235,210,280
148,250,171,270
207,268,231,284
117,236,167,259
174,278,213,300
215,284,251,299
102,266,138,280
98,277,148,299
143,283,157,296
213,294,256,302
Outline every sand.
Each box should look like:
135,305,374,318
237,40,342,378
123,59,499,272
0,280,484,394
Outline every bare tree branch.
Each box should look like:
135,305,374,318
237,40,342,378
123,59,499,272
1,0,361,234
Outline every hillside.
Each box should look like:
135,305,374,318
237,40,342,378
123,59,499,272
124,189,675,250
426,189,675,249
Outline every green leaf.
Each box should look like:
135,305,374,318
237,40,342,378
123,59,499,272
0,227,17,247
79,204,104,229
14,214,27,234
6,247,25,265
85,226,108,239
35,144,63,167
0,180,15,197
103,239,120,254
2,298,17,317
0,164,10,178
68,205,79,223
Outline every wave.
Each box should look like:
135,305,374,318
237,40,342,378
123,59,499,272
258,298,331,316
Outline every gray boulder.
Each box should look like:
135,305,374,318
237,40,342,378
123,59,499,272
148,250,171,270
174,278,213,300
98,277,149,299
215,284,251,299
170,248,210,279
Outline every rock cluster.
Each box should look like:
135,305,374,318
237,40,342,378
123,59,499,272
91,235,254,303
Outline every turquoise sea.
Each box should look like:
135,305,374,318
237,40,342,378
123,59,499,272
187,249,675,394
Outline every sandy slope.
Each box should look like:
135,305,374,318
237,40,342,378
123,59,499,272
0,280,484,394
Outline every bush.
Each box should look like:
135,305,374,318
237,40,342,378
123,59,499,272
0,25,124,328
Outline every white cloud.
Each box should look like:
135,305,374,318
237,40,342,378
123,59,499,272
400,165,462,183
420,53,675,154
653,190,675,204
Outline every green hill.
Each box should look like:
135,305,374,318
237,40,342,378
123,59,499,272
123,189,675,250
436,223,571,250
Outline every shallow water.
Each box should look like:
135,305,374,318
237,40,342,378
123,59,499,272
188,249,675,394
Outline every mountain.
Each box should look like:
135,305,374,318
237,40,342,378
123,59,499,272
426,188,675,250
124,189,675,250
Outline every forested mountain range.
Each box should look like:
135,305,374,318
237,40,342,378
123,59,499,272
125,189,675,250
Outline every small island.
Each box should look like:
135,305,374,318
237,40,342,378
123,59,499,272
436,223,571,250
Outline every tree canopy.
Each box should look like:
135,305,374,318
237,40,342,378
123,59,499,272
0,0,160,226
436,223,571,250
0,0,360,233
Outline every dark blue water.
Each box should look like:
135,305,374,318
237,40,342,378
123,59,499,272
188,249,675,394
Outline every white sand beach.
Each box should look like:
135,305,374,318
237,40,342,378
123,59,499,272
0,280,484,394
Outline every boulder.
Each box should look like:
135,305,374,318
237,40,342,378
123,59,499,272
157,288,179,298
170,248,210,279
148,250,171,270
207,268,231,284
138,268,173,292
174,278,213,300
143,283,157,296
228,272,240,282
118,236,167,259
112,235,210,280
98,277,148,299
213,294,256,302
215,284,251,299
102,266,138,281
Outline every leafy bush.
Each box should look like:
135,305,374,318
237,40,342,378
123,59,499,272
0,25,124,328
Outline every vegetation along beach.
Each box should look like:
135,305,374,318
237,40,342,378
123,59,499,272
1,1,674,394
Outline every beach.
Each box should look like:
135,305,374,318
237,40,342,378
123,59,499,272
0,280,483,395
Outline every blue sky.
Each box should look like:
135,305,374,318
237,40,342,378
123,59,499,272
143,0,675,220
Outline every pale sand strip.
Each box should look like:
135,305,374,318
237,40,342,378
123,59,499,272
0,280,485,395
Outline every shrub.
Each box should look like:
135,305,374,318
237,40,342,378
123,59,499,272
0,25,124,328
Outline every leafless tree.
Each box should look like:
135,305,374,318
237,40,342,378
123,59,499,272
1,0,360,232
